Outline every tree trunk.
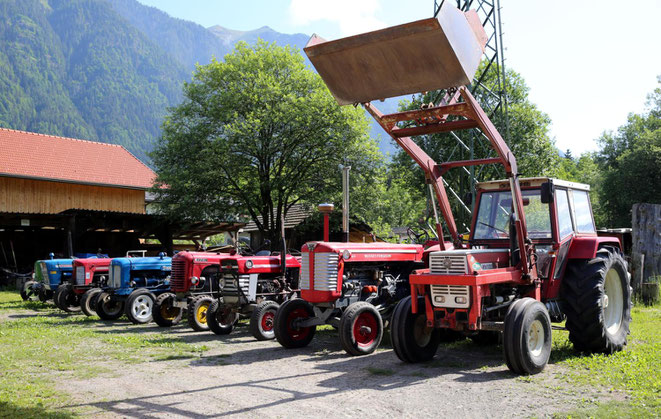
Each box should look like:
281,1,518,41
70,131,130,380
631,203,661,291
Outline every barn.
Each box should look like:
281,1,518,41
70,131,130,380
0,128,242,274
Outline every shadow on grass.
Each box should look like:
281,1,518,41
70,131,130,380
0,401,74,419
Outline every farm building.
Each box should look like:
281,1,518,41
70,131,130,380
0,128,242,274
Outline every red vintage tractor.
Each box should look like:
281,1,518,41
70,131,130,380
152,251,230,331
206,251,302,341
54,257,111,314
302,3,631,373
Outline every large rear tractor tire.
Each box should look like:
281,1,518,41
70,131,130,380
95,292,124,320
125,289,155,324
207,300,239,335
80,288,103,316
503,298,552,375
274,298,316,349
57,284,81,313
249,300,279,341
339,302,383,356
561,247,631,353
187,295,214,331
152,293,183,327
391,296,441,363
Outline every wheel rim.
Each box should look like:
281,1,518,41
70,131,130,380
353,310,378,348
261,310,276,332
131,295,152,321
217,308,236,326
527,319,545,357
287,308,311,341
196,302,210,324
102,296,122,316
412,314,433,347
603,268,624,335
161,301,179,320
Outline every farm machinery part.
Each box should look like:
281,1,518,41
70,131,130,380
22,255,73,303
70,258,112,316
303,2,631,373
152,251,231,331
95,253,172,324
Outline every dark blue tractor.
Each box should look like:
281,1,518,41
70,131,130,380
95,253,172,324
21,255,74,304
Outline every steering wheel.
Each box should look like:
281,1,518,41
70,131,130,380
407,227,430,244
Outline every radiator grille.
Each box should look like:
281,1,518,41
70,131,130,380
222,273,250,297
430,284,470,308
299,253,310,290
312,252,339,291
110,265,122,289
170,258,187,292
75,266,85,285
429,254,468,275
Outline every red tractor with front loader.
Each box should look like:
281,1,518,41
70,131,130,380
300,2,631,374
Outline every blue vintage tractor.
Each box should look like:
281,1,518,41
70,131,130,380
22,254,74,305
95,253,172,324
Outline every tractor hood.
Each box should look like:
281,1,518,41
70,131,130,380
302,242,424,263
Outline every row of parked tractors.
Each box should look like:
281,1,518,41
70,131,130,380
21,175,633,376
20,6,633,375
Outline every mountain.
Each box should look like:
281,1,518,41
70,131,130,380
0,0,394,164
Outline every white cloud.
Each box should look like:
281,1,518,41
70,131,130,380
289,0,385,37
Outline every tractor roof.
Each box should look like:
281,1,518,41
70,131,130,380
476,177,590,191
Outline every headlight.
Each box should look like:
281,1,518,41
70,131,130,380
219,276,226,289
342,250,352,260
245,260,253,269
190,276,199,285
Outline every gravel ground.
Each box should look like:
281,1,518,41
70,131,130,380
37,319,615,419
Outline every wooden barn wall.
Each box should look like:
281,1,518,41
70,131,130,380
0,177,145,214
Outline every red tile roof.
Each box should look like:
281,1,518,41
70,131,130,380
0,128,155,189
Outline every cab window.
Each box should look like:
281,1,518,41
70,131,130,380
571,190,596,233
556,189,574,238
474,189,551,240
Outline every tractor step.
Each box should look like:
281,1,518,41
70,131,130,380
304,1,487,105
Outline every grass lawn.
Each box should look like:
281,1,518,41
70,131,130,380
0,290,209,418
0,289,659,418
550,304,660,417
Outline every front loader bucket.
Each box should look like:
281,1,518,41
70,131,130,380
304,2,487,105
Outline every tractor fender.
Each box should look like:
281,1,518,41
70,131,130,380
567,236,622,260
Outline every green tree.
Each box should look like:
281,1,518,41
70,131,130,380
151,41,380,243
595,76,661,227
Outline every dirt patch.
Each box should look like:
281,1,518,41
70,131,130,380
41,320,613,418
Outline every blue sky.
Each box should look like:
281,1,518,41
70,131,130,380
137,0,661,156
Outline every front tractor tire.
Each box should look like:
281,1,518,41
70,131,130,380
339,302,383,356
56,284,81,313
503,298,552,375
207,300,239,335
152,293,183,327
391,296,441,363
95,292,124,320
80,288,103,316
249,300,280,341
20,281,37,301
274,298,316,349
561,247,631,354
187,295,214,331
125,289,156,324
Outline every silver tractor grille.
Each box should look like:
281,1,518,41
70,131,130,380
430,284,470,308
75,266,85,285
313,252,339,291
222,273,250,297
299,253,310,290
429,254,468,275
110,265,122,289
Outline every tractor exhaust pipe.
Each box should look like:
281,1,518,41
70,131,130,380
342,166,351,242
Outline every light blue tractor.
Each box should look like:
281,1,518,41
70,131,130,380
94,253,172,324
